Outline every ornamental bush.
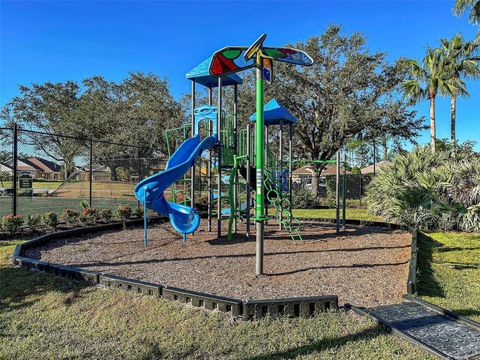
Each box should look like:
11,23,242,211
2,214,24,234
366,145,480,231
61,209,81,226
81,207,99,224
115,205,132,221
27,214,41,231
43,212,58,230
292,190,324,209
133,206,144,218
100,208,113,223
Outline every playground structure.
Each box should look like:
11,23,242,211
10,35,480,360
135,34,314,275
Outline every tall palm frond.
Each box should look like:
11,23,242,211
453,0,480,24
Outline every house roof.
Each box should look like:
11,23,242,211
292,165,347,176
186,56,243,88
360,160,391,174
24,157,62,173
3,157,62,173
3,159,37,172
0,164,13,174
249,99,297,125
292,165,314,175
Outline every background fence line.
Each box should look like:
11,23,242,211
0,124,158,219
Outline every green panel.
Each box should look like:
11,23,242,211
223,49,242,59
263,48,285,59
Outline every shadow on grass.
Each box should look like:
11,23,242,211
244,326,383,360
416,232,445,298
450,308,480,319
0,266,91,314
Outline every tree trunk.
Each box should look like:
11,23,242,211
450,96,456,156
111,166,118,181
429,93,436,153
382,138,388,161
311,168,318,197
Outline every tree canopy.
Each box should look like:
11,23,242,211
231,26,425,193
1,73,184,180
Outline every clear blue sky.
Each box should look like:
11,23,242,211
1,1,479,149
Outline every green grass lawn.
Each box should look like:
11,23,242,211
416,231,480,322
0,196,138,217
0,180,62,190
291,208,383,222
0,240,434,359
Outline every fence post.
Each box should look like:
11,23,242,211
89,140,93,208
137,148,142,181
137,147,142,209
335,151,340,234
12,124,18,216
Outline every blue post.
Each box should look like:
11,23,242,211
182,234,186,242
143,186,148,246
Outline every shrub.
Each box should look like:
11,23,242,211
115,205,132,221
27,214,41,231
61,209,80,226
43,212,58,230
2,214,24,234
100,208,113,223
366,145,480,231
292,190,323,209
81,207,99,224
133,206,144,218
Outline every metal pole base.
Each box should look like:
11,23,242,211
256,221,264,276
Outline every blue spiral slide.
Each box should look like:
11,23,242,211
134,134,216,236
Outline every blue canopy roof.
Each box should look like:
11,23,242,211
249,99,298,125
186,57,243,88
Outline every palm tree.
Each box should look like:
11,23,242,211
453,0,480,24
440,35,480,153
402,48,450,152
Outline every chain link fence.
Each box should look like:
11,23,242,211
0,125,161,218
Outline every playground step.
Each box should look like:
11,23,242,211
351,299,480,360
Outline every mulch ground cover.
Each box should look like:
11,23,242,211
25,220,412,307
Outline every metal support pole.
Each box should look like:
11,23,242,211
217,77,222,238
191,81,196,208
265,125,269,221
233,84,238,234
246,123,251,241
289,123,293,225
279,120,283,231
89,139,93,208
207,87,212,232
12,124,18,216
342,152,347,232
335,151,340,234
255,64,265,276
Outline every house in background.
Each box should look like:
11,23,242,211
360,160,391,174
292,165,347,192
0,163,13,176
292,165,347,183
22,157,62,180
76,165,112,181
2,157,62,180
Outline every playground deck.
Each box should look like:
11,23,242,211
25,221,412,307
